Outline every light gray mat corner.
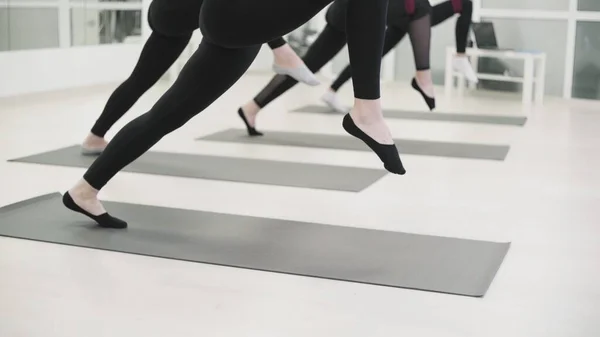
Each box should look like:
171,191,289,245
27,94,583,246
0,193,510,297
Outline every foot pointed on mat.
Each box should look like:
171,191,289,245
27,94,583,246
342,113,406,175
237,108,263,137
62,191,127,229
411,78,436,111
81,133,108,156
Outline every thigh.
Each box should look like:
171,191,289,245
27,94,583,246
149,0,202,37
129,32,191,82
146,40,261,127
199,0,333,48
431,0,455,27
326,0,349,33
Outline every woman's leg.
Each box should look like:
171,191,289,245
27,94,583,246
267,37,287,50
267,37,320,86
239,23,348,135
431,0,477,82
66,0,398,227
407,13,437,110
325,26,408,113
343,0,405,174
83,32,191,154
65,40,261,227
453,0,477,82
431,0,456,27
455,0,472,54
201,0,403,173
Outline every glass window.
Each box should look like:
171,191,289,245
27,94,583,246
0,2,8,52
71,8,142,46
480,0,569,11
578,0,600,11
0,7,60,51
572,21,600,100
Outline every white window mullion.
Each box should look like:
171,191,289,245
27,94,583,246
575,11,600,22
478,9,569,20
562,0,578,99
472,0,482,22
58,0,71,48
0,1,58,8
141,0,152,42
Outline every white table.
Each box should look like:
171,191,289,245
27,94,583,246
444,47,547,106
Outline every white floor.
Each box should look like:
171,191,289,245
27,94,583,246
0,75,599,337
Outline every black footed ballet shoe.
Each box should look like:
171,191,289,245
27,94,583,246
237,108,263,136
62,192,127,229
411,78,436,111
342,114,406,175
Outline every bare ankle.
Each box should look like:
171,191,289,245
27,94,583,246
351,98,383,123
415,70,432,85
70,179,99,199
83,133,107,148
85,132,102,141
272,44,303,68
242,101,260,117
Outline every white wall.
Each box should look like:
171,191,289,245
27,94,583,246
0,1,146,98
0,43,142,97
0,0,283,98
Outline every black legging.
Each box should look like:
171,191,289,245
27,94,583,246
83,0,388,189
90,0,289,138
253,0,431,108
330,0,472,92
267,37,287,49
254,24,347,108
331,13,431,91
432,0,472,53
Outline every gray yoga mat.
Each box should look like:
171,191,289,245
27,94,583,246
0,193,510,297
198,129,510,161
9,145,386,192
292,105,527,126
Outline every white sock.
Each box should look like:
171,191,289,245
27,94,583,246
321,91,349,114
452,56,479,83
272,63,320,86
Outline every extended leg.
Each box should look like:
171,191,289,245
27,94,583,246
83,32,191,154
239,23,348,134
66,40,261,227
268,37,320,86
431,0,478,83
325,26,408,113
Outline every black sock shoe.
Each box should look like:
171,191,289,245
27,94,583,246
342,114,406,175
238,108,263,136
62,192,127,229
411,78,436,111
